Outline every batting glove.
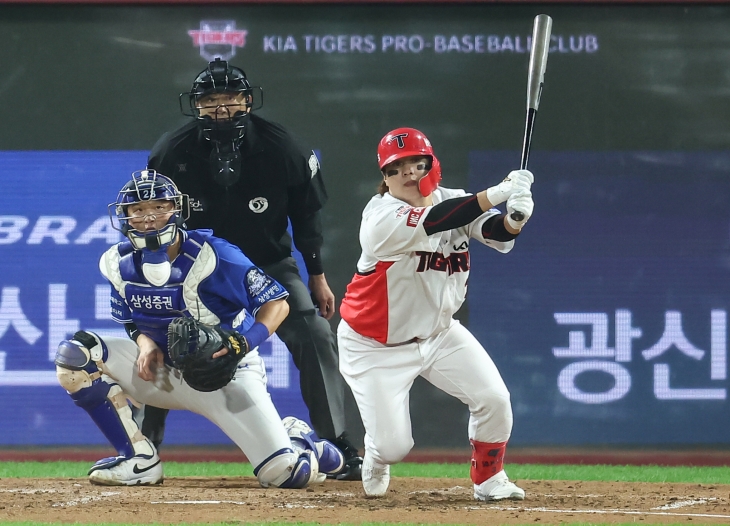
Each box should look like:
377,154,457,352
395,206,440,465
486,169,534,207
506,190,534,230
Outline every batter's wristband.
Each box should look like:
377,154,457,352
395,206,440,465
242,322,270,350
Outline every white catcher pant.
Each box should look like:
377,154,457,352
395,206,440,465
338,319,513,465
99,336,292,468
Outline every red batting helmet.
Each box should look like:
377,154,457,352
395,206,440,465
377,127,442,197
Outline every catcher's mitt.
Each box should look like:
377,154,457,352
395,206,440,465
167,317,250,392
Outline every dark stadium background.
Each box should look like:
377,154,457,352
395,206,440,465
1,1,729,462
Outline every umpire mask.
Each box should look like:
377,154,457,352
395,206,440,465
183,59,255,141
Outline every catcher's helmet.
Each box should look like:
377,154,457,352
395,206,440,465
179,58,262,143
377,127,442,197
109,170,190,251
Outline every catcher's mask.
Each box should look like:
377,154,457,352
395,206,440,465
377,127,442,197
108,169,190,253
179,58,263,146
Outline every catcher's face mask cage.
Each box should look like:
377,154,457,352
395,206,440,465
179,58,263,144
108,170,190,251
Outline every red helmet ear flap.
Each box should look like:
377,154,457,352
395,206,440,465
418,156,442,197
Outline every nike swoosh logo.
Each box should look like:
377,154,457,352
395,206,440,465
132,459,161,474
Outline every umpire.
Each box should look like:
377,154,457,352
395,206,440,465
140,58,362,480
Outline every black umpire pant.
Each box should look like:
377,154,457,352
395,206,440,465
137,256,348,446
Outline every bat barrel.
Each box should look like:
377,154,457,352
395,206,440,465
526,14,552,111
513,14,552,224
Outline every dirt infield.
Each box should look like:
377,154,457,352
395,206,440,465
2,476,730,525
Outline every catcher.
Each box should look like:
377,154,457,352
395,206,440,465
54,169,345,487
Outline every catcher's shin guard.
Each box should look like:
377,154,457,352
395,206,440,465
254,448,317,489
55,332,154,461
282,416,346,476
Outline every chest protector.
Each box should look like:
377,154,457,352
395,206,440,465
116,231,218,348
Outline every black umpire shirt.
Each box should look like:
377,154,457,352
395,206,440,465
147,114,328,275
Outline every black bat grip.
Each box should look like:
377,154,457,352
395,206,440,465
510,108,536,223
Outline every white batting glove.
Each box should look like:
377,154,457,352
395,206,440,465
510,169,534,192
506,191,534,230
486,169,534,207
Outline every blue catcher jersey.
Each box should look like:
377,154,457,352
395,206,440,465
99,229,289,353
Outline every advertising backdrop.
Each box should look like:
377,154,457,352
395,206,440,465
1,3,729,447
468,151,730,444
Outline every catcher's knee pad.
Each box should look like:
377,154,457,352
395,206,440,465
55,330,107,393
254,448,317,489
55,332,153,460
282,416,345,475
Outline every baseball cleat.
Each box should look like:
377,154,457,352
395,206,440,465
473,470,525,501
333,460,362,481
88,451,164,486
361,453,390,497
329,434,363,481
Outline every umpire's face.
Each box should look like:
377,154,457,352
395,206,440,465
196,92,249,121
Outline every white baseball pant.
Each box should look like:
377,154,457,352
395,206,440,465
99,336,292,468
338,319,513,465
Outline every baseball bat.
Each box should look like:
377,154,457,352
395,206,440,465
511,14,552,222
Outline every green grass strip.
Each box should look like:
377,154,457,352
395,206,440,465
506,463,730,484
2,461,730,483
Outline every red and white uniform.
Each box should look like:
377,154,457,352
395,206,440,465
338,186,516,482
341,187,512,344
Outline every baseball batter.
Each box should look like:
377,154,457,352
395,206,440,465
54,170,344,487
338,128,534,500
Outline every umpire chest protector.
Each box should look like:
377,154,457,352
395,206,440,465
148,115,328,267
